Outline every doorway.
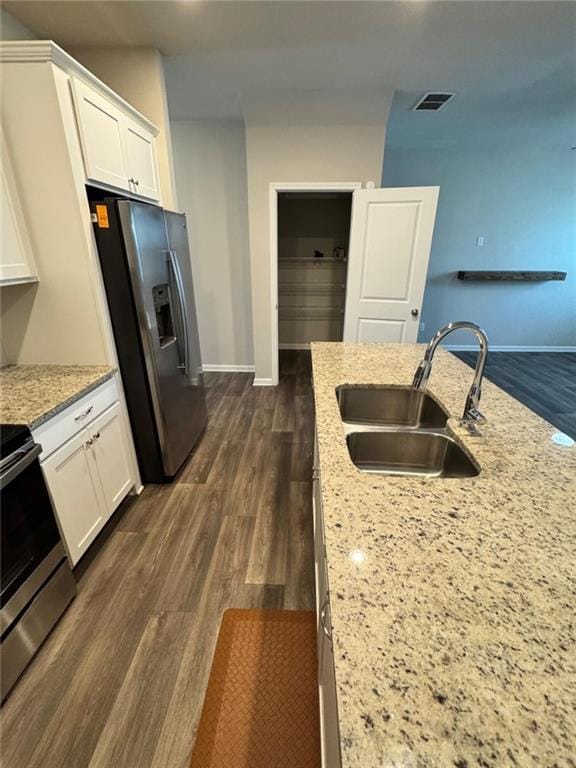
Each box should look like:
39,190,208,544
269,182,361,385
278,190,353,347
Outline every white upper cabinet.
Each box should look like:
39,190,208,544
72,77,161,201
72,79,131,193
123,118,160,201
0,133,38,285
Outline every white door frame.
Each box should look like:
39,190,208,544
269,181,362,386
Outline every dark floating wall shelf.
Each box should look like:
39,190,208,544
457,270,567,282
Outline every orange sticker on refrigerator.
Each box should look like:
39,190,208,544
95,205,109,228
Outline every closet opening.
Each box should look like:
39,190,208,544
277,190,353,351
269,182,360,386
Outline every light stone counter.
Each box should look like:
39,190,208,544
0,364,115,428
311,342,575,768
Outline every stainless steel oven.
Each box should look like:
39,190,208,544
0,424,76,702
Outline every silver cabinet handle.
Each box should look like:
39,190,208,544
166,249,190,377
134,179,139,186
320,597,332,641
411,308,419,317
93,432,100,440
74,406,93,422
85,438,94,447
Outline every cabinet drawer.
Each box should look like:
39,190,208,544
33,377,119,461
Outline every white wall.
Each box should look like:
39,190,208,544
382,147,576,349
244,88,393,381
0,7,36,40
67,47,177,210
170,120,254,370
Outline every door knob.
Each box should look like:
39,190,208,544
411,308,419,317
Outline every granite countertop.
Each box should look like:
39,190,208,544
311,342,576,768
0,365,116,429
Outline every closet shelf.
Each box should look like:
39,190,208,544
279,283,346,294
279,307,344,320
279,256,346,264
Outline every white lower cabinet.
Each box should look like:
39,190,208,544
319,625,341,768
42,430,104,566
88,402,133,512
313,438,342,768
37,388,135,567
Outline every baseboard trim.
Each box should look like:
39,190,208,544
445,345,576,353
203,364,255,373
253,377,275,386
279,343,310,350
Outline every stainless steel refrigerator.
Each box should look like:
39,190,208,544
91,197,207,482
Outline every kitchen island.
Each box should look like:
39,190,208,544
311,342,575,767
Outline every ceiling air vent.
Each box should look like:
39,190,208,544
413,93,455,112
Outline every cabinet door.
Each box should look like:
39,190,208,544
87,402,133,517
123,118,160,201
72,78,131,192
42,429,104,566
319,625,342,768
0,133,38,285
313,472,326,660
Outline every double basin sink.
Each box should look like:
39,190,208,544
337,386,480,478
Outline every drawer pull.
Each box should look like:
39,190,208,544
74,406,93,421
85,438,94,447
320,597,332,641
93,432,100,440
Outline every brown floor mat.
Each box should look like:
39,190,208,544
190,609,321,768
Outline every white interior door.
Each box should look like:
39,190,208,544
343,187,439,343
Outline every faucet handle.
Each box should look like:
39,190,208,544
468,408,486,424
467,407,486,423
412,360,432,390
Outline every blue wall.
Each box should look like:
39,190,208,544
382,147,576,348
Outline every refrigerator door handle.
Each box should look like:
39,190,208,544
166,249,190,377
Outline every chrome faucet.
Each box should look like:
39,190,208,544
412,321,489,433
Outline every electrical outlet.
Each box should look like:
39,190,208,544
476,236,485,247
419,321,426,332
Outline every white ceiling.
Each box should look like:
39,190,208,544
4,1,576,147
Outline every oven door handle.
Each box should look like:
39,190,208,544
0,441,42,490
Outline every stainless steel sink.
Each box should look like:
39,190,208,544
337,386,449,429
346,430,480,478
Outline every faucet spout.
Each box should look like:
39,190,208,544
412,321,489,428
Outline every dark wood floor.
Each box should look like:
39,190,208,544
454,351,576,439
0,351,315,768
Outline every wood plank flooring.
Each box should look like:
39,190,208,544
453,351,576,439
0,351,316,768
